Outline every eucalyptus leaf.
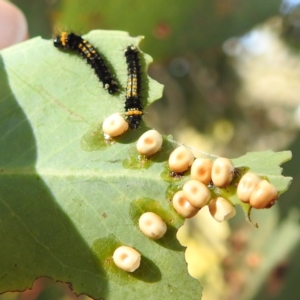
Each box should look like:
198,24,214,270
0,29,293,299
0,30,201,299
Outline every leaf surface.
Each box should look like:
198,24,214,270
0,30,201,299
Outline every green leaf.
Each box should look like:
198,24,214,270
230,151,292,225
232,150,292,193
0,30,201,299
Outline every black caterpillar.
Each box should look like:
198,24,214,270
53,32,118,94
124,45,143,129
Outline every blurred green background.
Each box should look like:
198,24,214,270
3,0,300,299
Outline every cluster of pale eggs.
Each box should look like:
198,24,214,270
102,113,279,273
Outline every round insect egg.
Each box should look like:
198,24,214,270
172,190,199,218
249,180,278,209
209,197,236,222
191,158,213,185
182,180,211,208
237,172,262,203
112,246,141,272
211,157,235,188
138,212,167,239
168,146,194,173
136,130,163,156
102,113,128,137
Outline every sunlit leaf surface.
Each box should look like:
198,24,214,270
0,30,201,299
